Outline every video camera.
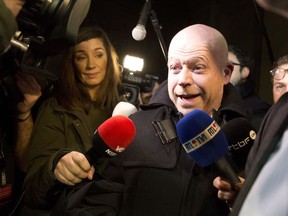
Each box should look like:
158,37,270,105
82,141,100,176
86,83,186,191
121,70,159,105
5,0,91,83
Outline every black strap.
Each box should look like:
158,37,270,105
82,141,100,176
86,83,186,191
152,118,177,144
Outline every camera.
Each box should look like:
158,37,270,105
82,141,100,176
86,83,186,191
122,70,159,93
121,70,159,105
7,0,91,82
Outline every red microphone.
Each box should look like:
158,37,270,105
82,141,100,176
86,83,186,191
85,115,136,165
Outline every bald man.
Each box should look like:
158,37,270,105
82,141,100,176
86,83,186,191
53,24,249,216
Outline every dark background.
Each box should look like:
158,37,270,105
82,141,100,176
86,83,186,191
84,0,288,104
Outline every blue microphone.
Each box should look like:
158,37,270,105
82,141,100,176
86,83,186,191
176,109,240,186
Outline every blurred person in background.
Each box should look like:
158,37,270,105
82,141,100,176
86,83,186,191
228,45,271,130
139,80,160,106
270,54,288,103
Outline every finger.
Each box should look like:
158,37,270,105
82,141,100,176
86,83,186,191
213,176,232,191
87,166,95,180
54,169,76,186
71,152,92,172
55,161,84,185
55,154,86,181
60,153,88,180
217,189,237,200
213,176,222,189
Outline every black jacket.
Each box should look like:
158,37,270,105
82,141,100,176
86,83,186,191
54,81,249,216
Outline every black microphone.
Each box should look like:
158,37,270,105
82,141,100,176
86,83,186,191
176,109,241,186
221,118,257,172
132,0,152,41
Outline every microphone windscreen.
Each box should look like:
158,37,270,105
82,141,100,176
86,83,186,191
176,109,228,167
222,118,257,171
112,101,138,117
132,25,146,41
97,115,136,151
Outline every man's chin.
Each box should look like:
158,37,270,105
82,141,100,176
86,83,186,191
177,107,197,116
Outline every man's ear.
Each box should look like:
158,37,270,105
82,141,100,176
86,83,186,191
241,66,250,79
224,63,233,82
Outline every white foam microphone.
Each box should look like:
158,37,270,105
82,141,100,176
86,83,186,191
112,101,138,117
131,0,151,41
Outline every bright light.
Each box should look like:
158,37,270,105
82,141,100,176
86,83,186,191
123,55,144,72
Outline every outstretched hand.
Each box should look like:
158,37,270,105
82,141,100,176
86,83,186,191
54,151,95,186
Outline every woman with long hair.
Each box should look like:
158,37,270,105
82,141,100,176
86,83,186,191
22,26,123,214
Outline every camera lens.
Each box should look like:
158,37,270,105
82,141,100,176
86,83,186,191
17,0,69,36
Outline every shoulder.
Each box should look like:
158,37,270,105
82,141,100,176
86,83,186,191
38,97,67,113
219,83,248,121
35,97,69,124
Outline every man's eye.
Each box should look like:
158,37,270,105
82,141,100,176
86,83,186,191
170,66,181,71
193,66,204,73
276,84,284,89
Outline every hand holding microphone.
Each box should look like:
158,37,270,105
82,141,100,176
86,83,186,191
176,109,241,186
54,115,136,186
221,118,256,172
54,151,95,186
213,175,245,208
212,118,256,206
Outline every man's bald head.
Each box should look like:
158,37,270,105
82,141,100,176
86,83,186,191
168,24,229,69
167,24,233,115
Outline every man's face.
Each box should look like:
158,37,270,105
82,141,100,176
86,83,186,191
140,82,160,105
168,45,230,116
273,63,288,103
228,52,242,86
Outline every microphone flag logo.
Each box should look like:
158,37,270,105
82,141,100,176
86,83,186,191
182,121,220,153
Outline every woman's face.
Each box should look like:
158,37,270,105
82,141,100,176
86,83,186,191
73,38,108,91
